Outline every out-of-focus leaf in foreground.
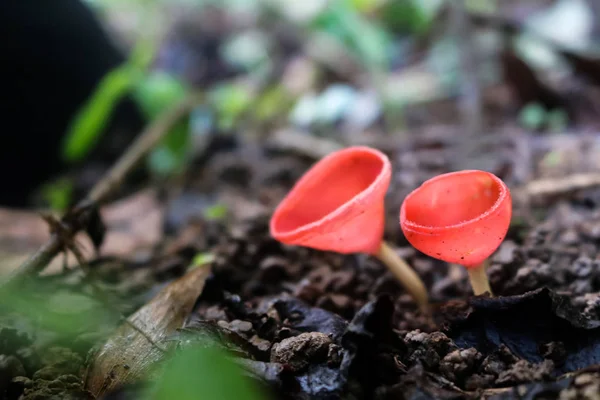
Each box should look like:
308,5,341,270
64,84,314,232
149,345,267,400
84,265,210,397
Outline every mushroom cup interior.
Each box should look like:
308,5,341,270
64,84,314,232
272,150,385,234
403,171,504,229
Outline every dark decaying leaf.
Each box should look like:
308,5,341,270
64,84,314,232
294,295,405,399
85,204,106,252
340,295,406,391
445,288,600,375
273,297,348,340
84,265,211,398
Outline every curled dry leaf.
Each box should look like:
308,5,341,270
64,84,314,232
0,189,163,275
83,265,211,398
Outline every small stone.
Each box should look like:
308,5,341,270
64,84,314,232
405,330,429,344
439,348,483,383
270,332,332,371
481,355,507,377
228,320,253,335
405,330,456,360
410,347,441,369
496,360,554,386
428,332,457,356
217,320,230,329
574,373,596,386
204,306,228,321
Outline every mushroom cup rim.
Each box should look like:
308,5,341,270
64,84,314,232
400,170,510,234
270,146,391,242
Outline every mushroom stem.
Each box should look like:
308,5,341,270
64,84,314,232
375,241,429,311
467,261,493,296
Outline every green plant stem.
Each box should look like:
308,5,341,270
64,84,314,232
467,260,492,296
375,241,429,312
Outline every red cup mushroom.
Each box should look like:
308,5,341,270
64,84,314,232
270,146,429,310
400,170,512,296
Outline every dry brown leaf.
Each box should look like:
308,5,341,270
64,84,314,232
0,189,164,275
84,265,211,397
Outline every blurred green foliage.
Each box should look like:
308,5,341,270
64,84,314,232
311,0,392,70
65,0,448,178
62,40,155,162
40,178,74,211
149,345,267,400
62,65,144,163
203,203,228,221
377,0,442,36
209,83,253,131
139,73,191,176
1,281,115,339
191,252,215,267
518,102,569,132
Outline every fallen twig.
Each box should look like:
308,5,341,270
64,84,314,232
524,173,600,199
267,129,344,159
2,92,203,289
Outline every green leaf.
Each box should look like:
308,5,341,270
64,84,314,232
0,283,110,337
40,178,73,212
134,72,191,176
203,204,228,221
209,83,253,130
311,0,392,70
133,72,188,119
150,345,266,400
61,39,156,162
379,0,442,35
255,86,291,122
62,66,143,162
146,122,190,176
547,109,569,132
191,252,215,268
518,102,547,130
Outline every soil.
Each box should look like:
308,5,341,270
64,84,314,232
3,129,600,400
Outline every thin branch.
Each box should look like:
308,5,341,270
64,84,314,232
2,92,202,289
450,0,484,140
524,172,600,198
